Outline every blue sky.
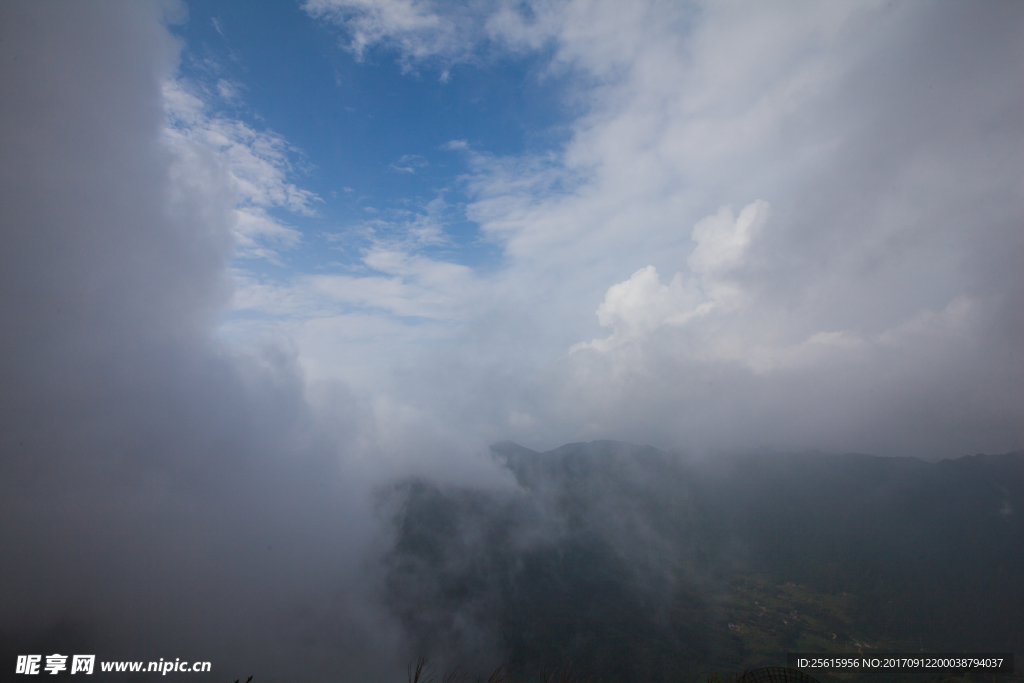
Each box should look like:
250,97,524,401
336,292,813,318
171,0,571,279
150,0,1024,459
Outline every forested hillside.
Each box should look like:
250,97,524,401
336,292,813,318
382,442,1024,682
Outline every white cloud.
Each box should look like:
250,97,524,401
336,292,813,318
304,0,462,66
234,0,1024,460
231,243,478,331
303,0,564,70
215,78,244,104
309,1,1021,456
325,194,451,252
572,266,696,353
572,200,766,352
232,208,302,264
162,80,319,262
309,251,475,321
389,153,429,173
688,201,769,276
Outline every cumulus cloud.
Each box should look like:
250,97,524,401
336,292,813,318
688,201,769,277
294,0,1023,459
572,266,698,352
574,200,770,351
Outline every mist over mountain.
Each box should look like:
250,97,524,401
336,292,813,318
384,441,1024,681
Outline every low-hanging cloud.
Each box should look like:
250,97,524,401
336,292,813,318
0,2,454,679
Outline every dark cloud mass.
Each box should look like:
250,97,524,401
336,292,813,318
0,2,398,679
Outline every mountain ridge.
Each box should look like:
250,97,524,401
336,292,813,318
383,440,1024,681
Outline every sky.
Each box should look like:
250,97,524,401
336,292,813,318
1,0,1022,679
161,0,1022,460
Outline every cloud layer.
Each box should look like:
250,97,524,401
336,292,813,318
294,0,1024,458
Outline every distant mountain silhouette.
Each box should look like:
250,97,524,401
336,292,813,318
383,441,1024,681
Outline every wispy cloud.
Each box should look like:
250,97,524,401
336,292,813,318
388,153,429,173
304,0,464,68
303,0,563,73
162,79,320,263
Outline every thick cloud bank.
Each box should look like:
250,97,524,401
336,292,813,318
0,2,412,679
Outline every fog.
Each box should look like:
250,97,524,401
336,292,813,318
1,1,1022,681
0,2,408,678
